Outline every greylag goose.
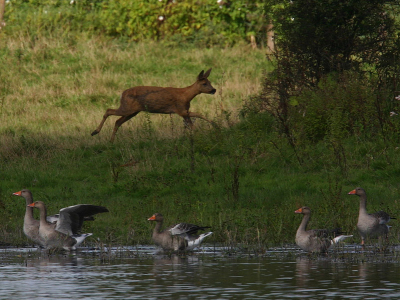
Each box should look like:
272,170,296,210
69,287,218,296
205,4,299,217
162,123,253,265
13,189,100,247
348,187,393,245
148,213,212,251
13,189,60,246
295,207,352,253
28,201,108,251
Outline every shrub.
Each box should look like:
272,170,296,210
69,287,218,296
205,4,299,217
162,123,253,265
3,0,268,46
252,0,400,151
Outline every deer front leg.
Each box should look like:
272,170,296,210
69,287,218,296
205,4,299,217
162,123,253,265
91,108,118,136
176,109,194,128
178,111,216,128
187,112,212,124
188,112,217,127
182,115,194,128
110,112,139,143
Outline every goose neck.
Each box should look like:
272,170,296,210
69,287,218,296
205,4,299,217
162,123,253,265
297,213,310,233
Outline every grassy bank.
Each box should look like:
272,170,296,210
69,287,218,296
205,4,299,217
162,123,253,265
1,35,399,248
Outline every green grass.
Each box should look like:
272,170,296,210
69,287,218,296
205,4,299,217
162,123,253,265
1,35,399,249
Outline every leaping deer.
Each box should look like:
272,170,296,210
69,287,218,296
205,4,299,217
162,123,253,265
91,68,216,143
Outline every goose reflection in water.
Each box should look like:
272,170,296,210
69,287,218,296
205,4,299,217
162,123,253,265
295,257,313,287
24,254,82,274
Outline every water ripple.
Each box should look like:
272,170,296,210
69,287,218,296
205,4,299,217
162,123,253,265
0,245,400,299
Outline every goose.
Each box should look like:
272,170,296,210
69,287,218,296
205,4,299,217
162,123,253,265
148,213,212,251
27,200,108,251
13,189,61,246
13,189,99,246
348,187,393,246
295,206,352,253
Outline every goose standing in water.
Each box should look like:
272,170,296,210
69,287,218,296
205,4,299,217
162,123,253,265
348,187,394,246
28,201,108,251
295,206,352,253
13,189,61,246
148,213,212,251
13,189,103,247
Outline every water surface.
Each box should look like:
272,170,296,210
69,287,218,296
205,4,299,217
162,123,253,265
1,245,400,299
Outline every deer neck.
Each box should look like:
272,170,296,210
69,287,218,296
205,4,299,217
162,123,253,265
181,83,201,101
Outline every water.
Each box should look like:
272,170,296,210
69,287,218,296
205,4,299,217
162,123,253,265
1,245,400,299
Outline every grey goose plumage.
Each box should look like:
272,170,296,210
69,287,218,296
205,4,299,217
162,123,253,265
13,189,107,248
148,213,212,251
295,206,352,253
27,200,108,251
348,187,393,246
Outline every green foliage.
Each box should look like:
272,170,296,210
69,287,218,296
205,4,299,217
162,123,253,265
251,0,400,170
269,0,400,79
4,99,400,248
2,0,400,249
290,72,392,142
3,0,268,46
0,35,274,247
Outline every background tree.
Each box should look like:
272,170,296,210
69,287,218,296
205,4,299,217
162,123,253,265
0,0,5,29
270,0,400,83
252,0,400,159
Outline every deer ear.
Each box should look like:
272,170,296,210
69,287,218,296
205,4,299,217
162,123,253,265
197,70,204,80
197,70,205,80
203,68,212,78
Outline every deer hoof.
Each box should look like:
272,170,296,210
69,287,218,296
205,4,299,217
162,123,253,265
91,130,99,136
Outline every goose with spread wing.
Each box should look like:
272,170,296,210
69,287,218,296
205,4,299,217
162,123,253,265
148,213,212,251
13,189,101,247
295,206,352,253
28,200,108,251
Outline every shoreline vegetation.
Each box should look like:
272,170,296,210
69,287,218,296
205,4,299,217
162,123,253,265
1,0,400,250
1,36,399,249
1,35,279,247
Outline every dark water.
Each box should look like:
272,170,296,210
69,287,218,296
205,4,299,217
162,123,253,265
1,245,400,299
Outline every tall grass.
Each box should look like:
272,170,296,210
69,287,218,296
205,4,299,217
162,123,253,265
0,35,267,144
1,35,399,249
0,34,273,246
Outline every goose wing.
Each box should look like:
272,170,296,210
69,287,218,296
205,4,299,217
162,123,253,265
56,204,109,235
169,223,211,241
371,211,391,224
46,214,60,224
46,214,95,224
311,227,343,239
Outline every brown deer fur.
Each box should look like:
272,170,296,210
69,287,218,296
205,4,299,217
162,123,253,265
91,68,216,142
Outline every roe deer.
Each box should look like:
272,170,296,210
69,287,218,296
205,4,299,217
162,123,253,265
91,68,216,142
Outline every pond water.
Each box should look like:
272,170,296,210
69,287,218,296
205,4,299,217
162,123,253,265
1,244,400,299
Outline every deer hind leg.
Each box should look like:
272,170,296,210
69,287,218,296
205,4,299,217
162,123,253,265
110,112,139,143
91,108,119,136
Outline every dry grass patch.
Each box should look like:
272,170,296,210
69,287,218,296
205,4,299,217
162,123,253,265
1,36,270,152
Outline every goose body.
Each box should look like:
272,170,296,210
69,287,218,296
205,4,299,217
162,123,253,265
148,213,212,251
13,189,59,246
13,189,105,247
348,187,393,245
28,201,108,251
295,207,352,253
